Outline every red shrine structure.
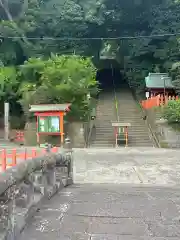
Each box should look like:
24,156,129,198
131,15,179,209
145,73,175,98
29,104,71,146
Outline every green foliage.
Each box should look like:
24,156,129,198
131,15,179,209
1,0,180,120
0,66,19,100
18,55,98,121
162,100,180,123
171,62,180,94
0,0,105,62
1,0,180,75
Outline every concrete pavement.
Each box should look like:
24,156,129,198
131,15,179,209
20,184,180,239
19,147,180,239
73,148,180,185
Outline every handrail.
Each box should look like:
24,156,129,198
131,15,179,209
0,148,73,240
112,72,119,122
138,99,161,148
86,118,95,147
130,88,161,148
85,98,97,147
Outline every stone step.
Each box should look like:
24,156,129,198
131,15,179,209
95,122,149,126
90,145,114,148
94,134,151,139
95,135,151,139
95,126,152,131
94,138,152,143
91,140,114,144
92,143,115,146
92,89,154,148
92,140,114,143
95,127,149,131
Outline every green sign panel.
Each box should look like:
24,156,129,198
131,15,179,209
38,116,60,133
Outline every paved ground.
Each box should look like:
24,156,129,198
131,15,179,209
20,184,180,240
73,148,180,185
19,148,180,239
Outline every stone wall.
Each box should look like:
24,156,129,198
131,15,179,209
67,122,85,148
23,121,86,147
156,120,180,148
144,108,163,147
0,148,73,240
4,117,88,147
145,107,180,148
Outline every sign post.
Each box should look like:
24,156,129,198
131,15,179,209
29,104,71,146
145,92,150,99
111,122,131,147
4,102,9,141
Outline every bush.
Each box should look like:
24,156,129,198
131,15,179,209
162,99,180,123
18,55,98,121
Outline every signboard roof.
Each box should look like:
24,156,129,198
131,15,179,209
29,104,71,112
111,122,131,127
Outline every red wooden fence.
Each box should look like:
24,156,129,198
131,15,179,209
141,94,178,109
0,147,58,171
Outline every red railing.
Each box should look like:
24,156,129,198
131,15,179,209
141,94,178,109
0,147,58,171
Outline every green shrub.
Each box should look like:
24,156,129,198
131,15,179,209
162,99,180,123
18,55,98,121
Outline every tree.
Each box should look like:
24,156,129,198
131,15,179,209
18,55,98,120
0,66,19,100
1,0,180,98
0,0,107,64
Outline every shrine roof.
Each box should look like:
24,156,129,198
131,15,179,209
145,73,175,89
29,104,71,112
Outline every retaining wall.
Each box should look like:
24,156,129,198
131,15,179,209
0,149,73,240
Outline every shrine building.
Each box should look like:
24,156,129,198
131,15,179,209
145,73,176,98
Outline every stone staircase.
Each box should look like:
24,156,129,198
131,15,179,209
90,85,154,147
116,87,154,147
90,91,117,147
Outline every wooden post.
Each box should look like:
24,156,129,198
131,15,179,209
32,149,37,158
114,127,117,147
114,126,117,138
125,126,128,147
165,95,168,105
12,149,17,166
115,133,118,147
36,116,40,145
23,148,27,160
60,112,64,146
156,95,160,107
1,149,6,171
4,102,9,141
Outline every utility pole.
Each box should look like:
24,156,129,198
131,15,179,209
162,77,166,100
4,102,9,141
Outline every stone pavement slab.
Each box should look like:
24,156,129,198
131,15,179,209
19,184,180,240
73,148,180,185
